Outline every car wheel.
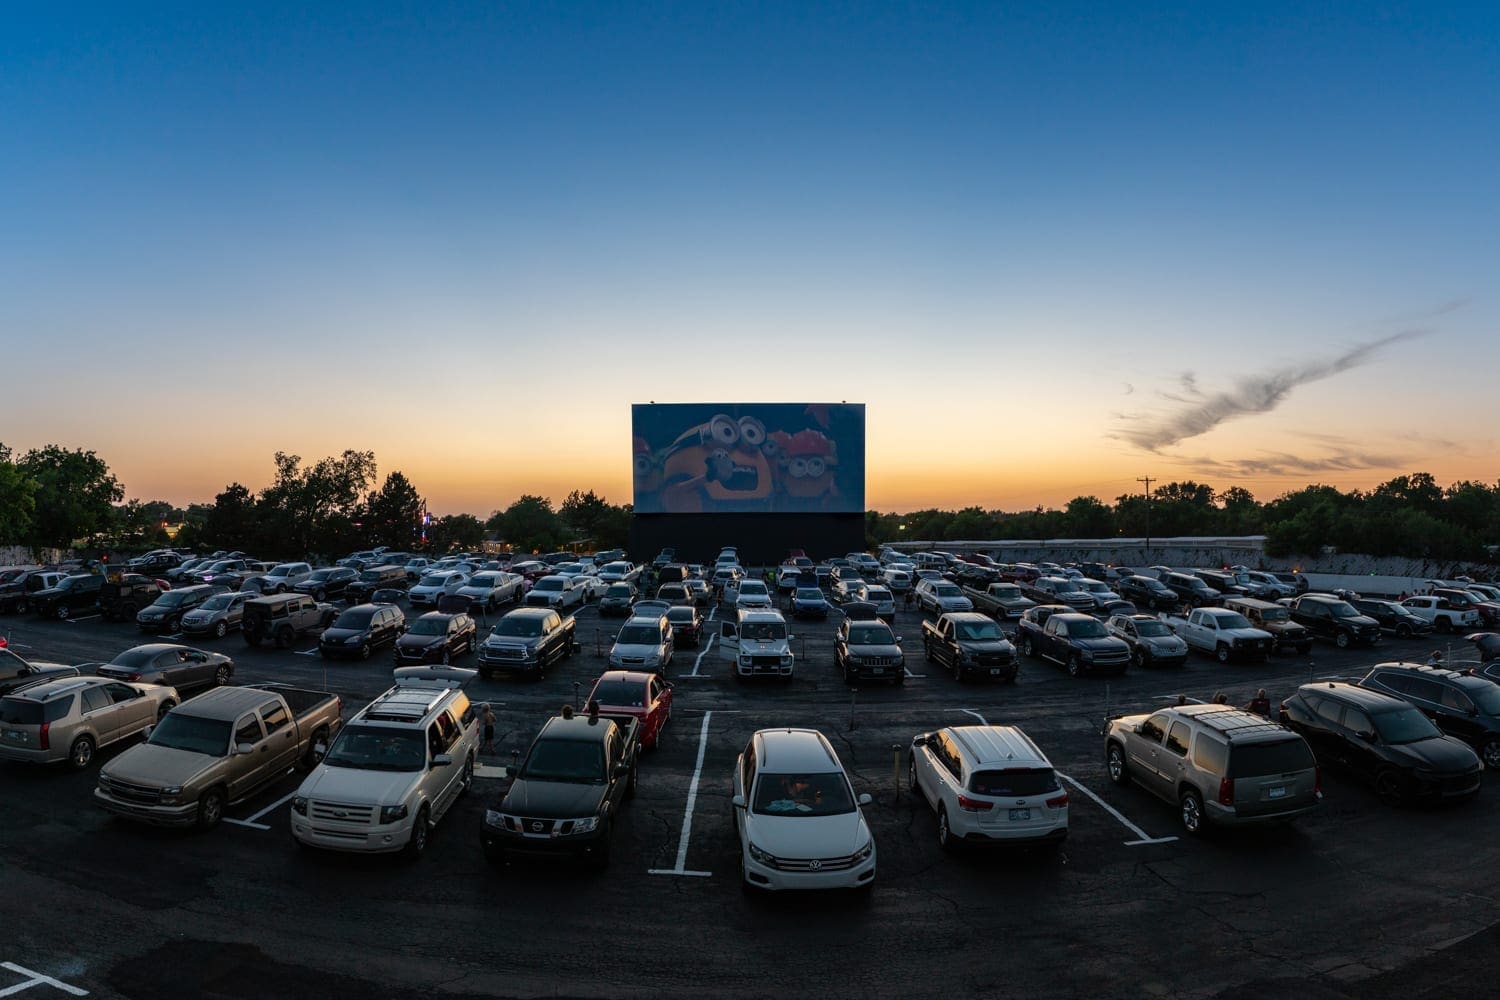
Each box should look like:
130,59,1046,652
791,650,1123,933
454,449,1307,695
908,755,919,792
359,642,371,660
14,598,29,614
197,787,226,830
303,727,329,770
1215,643,1231,663
213,621,227,639
1022,637,1035,657
1396,622,1412,638
459,755,474,797
275,626,293,649
1179,789,1205,835
315,589,326,602
1106,742,1129,785
68,735,95,770
441,648,451,665
214,664,231,686
1334,630,1351,649
937,805,955,853
1480,739,1500,770
1374,768,1404,806
1132,648,1147,669
402,805,430,860
166,615,180,633
1066,654,1082,677
55,604,70,621
894,669,905,687
1436,617,1453,633
157,699,175,721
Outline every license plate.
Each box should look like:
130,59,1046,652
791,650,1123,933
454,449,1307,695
1008,808,1031,821
990,668,1001,675
871,667,884,675
4,730,26,743
1268,785,1287,799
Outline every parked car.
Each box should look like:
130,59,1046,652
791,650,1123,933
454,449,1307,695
586,670,673,750
136,584,224,634
914,579,973,615
293,566,359,602
179,590,252,639
456,571,524,613
598,583,638,618
31,573,105,620
1105,704,1321,835
241,594,338,648
1017,611,1130,677
854,584,896,620
0,569,64,615
732,728,875,892
909,725,1068,851
256,562,313,594
96,643,234,694
1105,614,1189,669
1401,594,1482,633
0,676,180,769
1223,597,1314,655
835,617,905,686
319,603,407,660
922,612,1019,682
1289,594,1383,648
342,564,410,604
1358,663,1500,769
524,574,587,611
393,612,477,665
99,575,164,622
0,649,81,696
1161,572,1221,609
1280,681,1482,805
664,605,702,648
408,570,471,609
477,608,577,678
1352,598,1434,638
607,614,675,674
790,586,831,620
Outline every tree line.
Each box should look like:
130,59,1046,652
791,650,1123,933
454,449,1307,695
2,443,1496,561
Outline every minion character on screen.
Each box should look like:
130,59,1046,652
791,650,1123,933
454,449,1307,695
780,428,839,510
658,413,775,512
633,436,662,501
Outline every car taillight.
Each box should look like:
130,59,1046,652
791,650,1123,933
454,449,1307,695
1218,776,1234,806
39,722,49,751
126,673,141,682
1045,792,1069,808
956,794,993,812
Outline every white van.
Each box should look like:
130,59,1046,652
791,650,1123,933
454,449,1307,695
721,608,794,680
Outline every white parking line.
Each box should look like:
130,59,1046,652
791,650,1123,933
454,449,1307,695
648,710,713,878
66,616,100,624
293,648,319,656
690,633,718,677
956,709,1176,848
0,961,88,997
244,790,299,824
475,764,509,779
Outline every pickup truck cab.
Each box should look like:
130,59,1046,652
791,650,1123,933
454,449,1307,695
524,574,587,610
921,612,1018,682
1018,611,1130,677
96,684,344,829
1290,594,1383,647
1401,594,1482,633
292,667,477,859
0,569,63,615
962,582,1035,621
477,607,577,678
480,709,639,869
242,593,338,648
721,609,795,680
1161,608,1273,662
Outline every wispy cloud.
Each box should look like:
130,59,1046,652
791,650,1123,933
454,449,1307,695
1115,330,1425,452
1165,449,1406,478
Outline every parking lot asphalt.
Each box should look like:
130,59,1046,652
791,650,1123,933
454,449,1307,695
3,595,1499,1000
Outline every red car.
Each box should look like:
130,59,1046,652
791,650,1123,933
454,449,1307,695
586,670,673,750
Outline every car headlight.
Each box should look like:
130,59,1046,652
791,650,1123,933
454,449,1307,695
747,842,777,865
780,653,794,665
345,635,360,644
739,654,752,666
644,653,661,666
567,816,599,835
853,839,874,863
379,804,409,824
292,796,308,815
484,809,504,826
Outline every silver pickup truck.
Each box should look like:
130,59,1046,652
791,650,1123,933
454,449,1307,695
95,684,343,829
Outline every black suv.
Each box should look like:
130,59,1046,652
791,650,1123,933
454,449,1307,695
1280,681,1481,805
31,574,105,620
1192,569,1250,599
1118,574,1178,610
318,603,407,660
1358,663,1500,769
1352,598,1434,638
1288,594,1382,648
1162,572,1220,608
135,584,226,633
295,566,359,602
344,565,408,605
100,575,164,621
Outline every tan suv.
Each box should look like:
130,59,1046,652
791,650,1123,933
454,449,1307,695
0,677,180,769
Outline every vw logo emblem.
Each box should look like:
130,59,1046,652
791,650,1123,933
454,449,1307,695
808,859,822,871
530,821,544,832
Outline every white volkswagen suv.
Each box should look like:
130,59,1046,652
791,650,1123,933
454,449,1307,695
908,724,1068,851
732,728,876,892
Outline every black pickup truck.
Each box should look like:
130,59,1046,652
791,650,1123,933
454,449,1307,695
920,612,1019,682
479,711,639,870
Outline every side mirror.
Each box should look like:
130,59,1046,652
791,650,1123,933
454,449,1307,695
433,753,453,767
143,725,154,739
895,636,904,643
614,762,630,778
732,794,746,809
233,742,254,755
313,743,327,757
857,793,873,806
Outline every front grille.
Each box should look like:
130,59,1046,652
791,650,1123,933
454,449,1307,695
1441,771,1481,795
774,853,857,872
100,777,161,805
858,656,897,667
309,826,367,841
1091,651,1129,665
974,653,1013,666
750,655,783,668
484,647,525,660
519,817,556,836
309,801,376,824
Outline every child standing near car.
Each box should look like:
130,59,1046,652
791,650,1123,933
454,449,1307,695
480,703,496,753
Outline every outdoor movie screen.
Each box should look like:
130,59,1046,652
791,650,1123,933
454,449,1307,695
632,403,865,514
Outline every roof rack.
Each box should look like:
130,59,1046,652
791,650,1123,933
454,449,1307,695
1179,705,1290,740
361,675,468,723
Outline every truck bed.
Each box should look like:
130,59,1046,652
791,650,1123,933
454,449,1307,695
244,682,340,720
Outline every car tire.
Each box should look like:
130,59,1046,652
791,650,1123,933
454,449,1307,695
1106,742,1129,786
14,598,29,615
1022,636,1036,657
68,735,95,770
894,669,905,687
402,805,430,860
303,727,330,770
275,626,293,649
1335,630,1352,649
359,642,371,660
214,664,231,686
1215,643,1231,664
1396,623,1412,638
213,621,228,639
55,604,70,621
1436,617,1453,633
1131,648,1147,669
1375,768,1404,806
166,615,180,633
1179,788,1206,835
459,755,474,797
908,755,919,793
157,699,175,721
197,787,226,830
1066,654,1082,677
937,805,956,853
313,589,325,602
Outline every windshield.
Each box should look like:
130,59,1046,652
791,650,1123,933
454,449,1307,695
333,609,374,629
605,585,632,598
617,625,661,645
417,574,449,588
602,563,628,575
153,592,190,608
1372,707,1442,744
266,567,291,579
522,739,605,783
324,725,426,771
934,585,961,597
534,579,563,592
1068,619,1108,638
591,679,647,707
148,713,232,756
1081,582,1108,593
753,771,855,816
200,594,235,611
1471,686,1500,715
408,618,447,636
1326,601,1360,618
1133,620,1172,637
795,588,823,601
955,621,1002,640
742,623,787,641
1214,613,1254,630
739,582,767,595
495,618,543,638
847,624,895,644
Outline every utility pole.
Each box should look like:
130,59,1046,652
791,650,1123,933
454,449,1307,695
1137,476,1154,556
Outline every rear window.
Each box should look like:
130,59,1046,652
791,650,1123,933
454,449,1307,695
0,694,75,725
969,768,1059,796
1227,739,1315,778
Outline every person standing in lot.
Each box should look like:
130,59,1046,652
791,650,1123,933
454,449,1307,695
1246,689,1271,717
480,703,496,753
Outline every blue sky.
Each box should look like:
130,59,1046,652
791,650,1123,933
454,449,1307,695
3,2,1496,513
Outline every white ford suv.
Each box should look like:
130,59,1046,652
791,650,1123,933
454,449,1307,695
732,728,876,892
908,725,1068,851
291,666,479,859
